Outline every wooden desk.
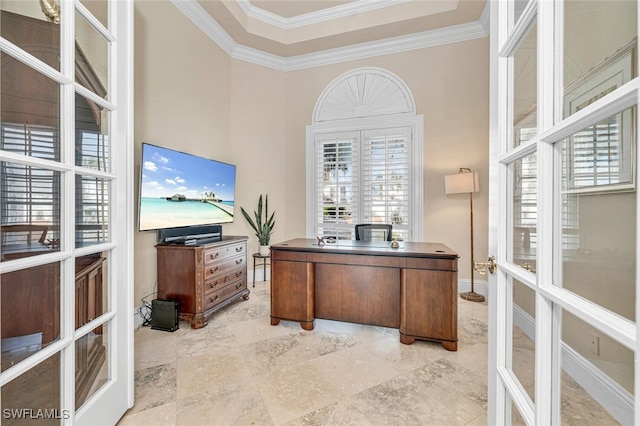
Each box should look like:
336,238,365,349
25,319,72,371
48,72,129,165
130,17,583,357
270,238,459,351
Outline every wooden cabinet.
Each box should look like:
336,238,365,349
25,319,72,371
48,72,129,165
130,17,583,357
156,236,249,328
270,239,459,351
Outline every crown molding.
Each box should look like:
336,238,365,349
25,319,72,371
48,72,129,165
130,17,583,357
171,0,237,56
478,0,490,34
280,21,488,71
237,0,412,30
171,0,489,72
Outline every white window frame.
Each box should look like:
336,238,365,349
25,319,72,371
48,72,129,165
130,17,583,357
306,114,423,241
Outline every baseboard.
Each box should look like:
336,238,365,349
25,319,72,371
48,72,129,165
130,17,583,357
513,304,633,425
458,278,487,298
248,266,270,285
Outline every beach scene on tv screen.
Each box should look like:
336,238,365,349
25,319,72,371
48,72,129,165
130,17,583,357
139,145,236,231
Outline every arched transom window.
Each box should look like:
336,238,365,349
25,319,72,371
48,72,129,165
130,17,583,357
306,67,424,241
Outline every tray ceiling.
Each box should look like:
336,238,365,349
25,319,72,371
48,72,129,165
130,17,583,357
197,0,488,57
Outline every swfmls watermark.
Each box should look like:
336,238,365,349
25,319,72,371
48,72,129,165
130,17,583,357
3,408,71,420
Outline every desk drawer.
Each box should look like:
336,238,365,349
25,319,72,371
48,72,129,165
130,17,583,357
204,278,247,311
203,242,246,266
405,257,457,271
204,254,246,279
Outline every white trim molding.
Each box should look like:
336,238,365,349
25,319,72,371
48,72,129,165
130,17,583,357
170,0,489,72
236,0,412,30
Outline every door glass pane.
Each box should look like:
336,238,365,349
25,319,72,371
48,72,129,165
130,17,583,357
1,4,60,70
560,369,619,424
511,153,537,270
76,321,109,409
1,61,61,161
564,0,637,120
561,310,632,422
513,0,528,25
1,261,60,372
558,107,636,321
76,176,110,247
79,0,108,29
1,163,61,261
511,399,527,425
75,10,109,101
513,24,537,147
75,253,108,329
512,278,535,402
76,94,110,171
2,353,64,424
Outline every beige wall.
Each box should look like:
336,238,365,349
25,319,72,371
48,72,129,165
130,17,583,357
133,2,490,302
134,2,234,301
284,39,490,278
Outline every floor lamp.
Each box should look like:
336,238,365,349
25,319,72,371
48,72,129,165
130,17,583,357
445,168,485,302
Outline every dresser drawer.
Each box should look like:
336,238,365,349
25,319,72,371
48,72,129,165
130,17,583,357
203,242,246,266
204,268,246,293
204,278,247,311
204,254,246,280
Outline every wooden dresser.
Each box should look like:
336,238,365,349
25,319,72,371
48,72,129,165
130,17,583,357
156,236,249,328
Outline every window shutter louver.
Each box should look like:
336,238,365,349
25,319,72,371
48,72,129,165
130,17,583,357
1,124,61,243
316,132,359,240
314,127,411,241
362,128,410,241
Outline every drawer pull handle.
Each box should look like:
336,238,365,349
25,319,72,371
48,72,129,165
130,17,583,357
210,295,219,303
235,246,243,252
209,281,219,288
209,252,219,259
235,271,243,278
236,259,243,265
236,283,242,289
210,266,219,273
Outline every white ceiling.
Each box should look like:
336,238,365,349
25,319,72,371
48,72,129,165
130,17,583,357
173,0,489,71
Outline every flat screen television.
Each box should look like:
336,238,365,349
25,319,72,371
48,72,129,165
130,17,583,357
138,143,236,232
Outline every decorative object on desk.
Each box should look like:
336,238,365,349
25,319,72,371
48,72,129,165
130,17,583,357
390,238,400,249
241,193,275,256
445,167,484,303
316,236,325,246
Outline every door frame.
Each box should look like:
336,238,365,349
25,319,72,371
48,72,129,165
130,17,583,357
487,1,640,424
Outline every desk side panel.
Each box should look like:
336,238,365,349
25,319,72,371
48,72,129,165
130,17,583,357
401,268,458,348
270,255,314,326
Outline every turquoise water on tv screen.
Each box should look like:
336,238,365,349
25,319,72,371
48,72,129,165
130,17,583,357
139,197,234,231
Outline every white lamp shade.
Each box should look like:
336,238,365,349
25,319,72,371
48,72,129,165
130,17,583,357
445,171,479,194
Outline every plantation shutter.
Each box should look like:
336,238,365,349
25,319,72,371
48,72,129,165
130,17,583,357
314,127,411,241
567,116,632,189
361,127,411,241
0,124,60,241
315,132,359,240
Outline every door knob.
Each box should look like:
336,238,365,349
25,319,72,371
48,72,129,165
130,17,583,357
474,256,497,275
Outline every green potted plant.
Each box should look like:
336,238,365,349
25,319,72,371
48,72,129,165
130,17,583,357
241,194,275,256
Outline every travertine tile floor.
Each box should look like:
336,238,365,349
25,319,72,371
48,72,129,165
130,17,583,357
118,281,616,426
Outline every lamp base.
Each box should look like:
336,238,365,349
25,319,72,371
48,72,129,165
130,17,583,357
460,291,485,303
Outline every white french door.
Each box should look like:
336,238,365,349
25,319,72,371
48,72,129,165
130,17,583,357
0,1,133,425
488,0,639,424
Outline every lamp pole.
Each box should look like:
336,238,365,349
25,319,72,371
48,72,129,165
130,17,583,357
462,183,484,302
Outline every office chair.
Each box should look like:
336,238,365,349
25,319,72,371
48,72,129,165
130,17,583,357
354,224,393,241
